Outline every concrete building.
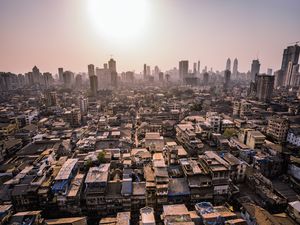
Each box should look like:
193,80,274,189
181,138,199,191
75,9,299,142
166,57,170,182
140,206,156,225
267,116,289,143
287,126,300,147
145,132,164,153
45,217,87,225
206,112,221,133
84,164,110,212
162,204,196,225
45,91,57,107
179,60,189,83
281,44,300,86
226,58,231,71
255,74,274,103
250,59,260,81
200,151,230,197
63,109,81,127
233,100,252,118
89,75,98,96
232,58,238,79
224,70,231,90
222,153,247,183
246,130,266,149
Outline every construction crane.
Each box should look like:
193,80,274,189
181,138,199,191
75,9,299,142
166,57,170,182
288,41,299,45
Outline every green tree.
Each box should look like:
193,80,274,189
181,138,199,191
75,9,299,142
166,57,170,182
223,128,237,138
190,103,202,112
97,151,106,164
85,158,93,168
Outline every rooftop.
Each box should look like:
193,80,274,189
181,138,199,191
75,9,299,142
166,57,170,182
55,158,78,181
85,164,110,184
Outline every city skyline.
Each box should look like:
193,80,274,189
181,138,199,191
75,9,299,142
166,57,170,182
1,0,300,74
1,1,300,224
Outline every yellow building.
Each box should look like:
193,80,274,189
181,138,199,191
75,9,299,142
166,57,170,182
0,123,18,136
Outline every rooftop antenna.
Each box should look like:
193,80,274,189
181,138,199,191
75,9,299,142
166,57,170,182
256,51,260,60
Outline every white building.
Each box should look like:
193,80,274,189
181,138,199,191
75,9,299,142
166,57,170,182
287,127,300,147
206,112,221,133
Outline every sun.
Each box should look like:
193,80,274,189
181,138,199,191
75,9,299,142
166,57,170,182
87,0,149,41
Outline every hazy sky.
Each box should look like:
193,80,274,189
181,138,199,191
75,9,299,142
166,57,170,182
0,0,300,75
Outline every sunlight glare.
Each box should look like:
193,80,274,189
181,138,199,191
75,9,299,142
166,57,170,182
88,0,149,41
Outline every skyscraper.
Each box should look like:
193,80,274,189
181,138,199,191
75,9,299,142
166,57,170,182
158,72,164,82
89,75,98,96
88,64,97,96
108,58,116,72
154,66,160,77
111,71,118,88
226,58,231,71
197,61,200,73
146,66,151,76
58,68,64,82
281,44,300,87
179,60,188,82
79,97,88,115
75,74,82,89
32,66,41,85
274,70,284,88
203,72,209,85
256,74,274,102
281,44,300,73
224,70,231,90
143,64,147,80
193,62,197,74
285,62,299,87
43,72,53,89
250,59,260,81
88,64,95,77
232,58,238,79
63,71,73,89
45,91,57,107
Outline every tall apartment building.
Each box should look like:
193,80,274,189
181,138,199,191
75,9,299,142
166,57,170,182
267,116,289,143
63,109,81,127
179,60,189,83
255,74,274,103
233,100,252,118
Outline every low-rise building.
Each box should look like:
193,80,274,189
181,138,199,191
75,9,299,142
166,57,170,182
288,201,300,224
246,130,265,149
222,153,247,183
199,151,230,201
45,217,87,225
162,204,196,225
84,164,110,212
140,206,156,225
287,126,300,147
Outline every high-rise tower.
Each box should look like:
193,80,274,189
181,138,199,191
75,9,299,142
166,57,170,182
108,58,116,72
250,59,260,81
226,58,231,71
281,44,300,87
88,64,98,96
255,74,274,102
232,58,238,79
179,60,189,82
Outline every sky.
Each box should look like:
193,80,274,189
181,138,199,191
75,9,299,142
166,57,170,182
0,0,300,75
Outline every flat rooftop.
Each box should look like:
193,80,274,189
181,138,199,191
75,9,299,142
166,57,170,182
85,163,110,183
55,158,78,181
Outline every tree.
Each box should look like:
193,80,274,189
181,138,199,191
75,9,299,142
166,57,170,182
223,128,237,138
190,103,202,112
97,151,106,164
85,158,93,168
